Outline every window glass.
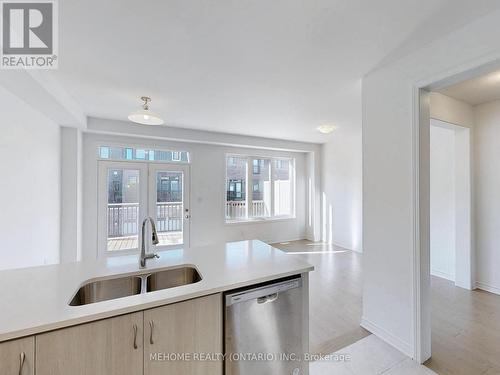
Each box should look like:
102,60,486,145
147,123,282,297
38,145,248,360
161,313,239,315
155,171,184,247
125,148,133,160
225,155,295,222
106,168,140,251
97,146,189,163
136,149,146,160
99,146,110,159
226,156,247,220
250,158,271,218
273,158,293,216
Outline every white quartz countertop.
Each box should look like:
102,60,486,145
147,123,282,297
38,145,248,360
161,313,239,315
0,240,313,342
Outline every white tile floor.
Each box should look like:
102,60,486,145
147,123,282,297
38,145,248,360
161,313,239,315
310,335,437,375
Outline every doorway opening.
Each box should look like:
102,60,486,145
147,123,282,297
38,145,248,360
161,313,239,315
430,119,472,289
417,65,500,374
97,161,190,256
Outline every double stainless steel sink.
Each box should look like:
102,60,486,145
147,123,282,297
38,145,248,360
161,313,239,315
69,266,201,306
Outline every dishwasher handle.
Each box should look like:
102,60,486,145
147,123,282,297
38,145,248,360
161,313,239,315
257,292,279,304
226,278,301,306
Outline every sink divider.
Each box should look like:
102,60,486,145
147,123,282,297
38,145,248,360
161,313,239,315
139,274,150,294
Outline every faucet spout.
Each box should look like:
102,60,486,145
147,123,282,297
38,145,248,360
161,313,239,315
140,217,160,268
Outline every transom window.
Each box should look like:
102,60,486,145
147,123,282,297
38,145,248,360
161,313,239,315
98,146,189,163
225,155,295,222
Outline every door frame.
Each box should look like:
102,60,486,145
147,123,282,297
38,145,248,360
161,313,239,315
412,57,500,363
148,163,191,250
97,160,148,257
97,160,191,257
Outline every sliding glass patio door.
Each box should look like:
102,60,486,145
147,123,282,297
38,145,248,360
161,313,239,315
98,161,190,256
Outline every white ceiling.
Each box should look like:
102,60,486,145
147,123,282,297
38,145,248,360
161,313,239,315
51,0,500,143
437,70,500,106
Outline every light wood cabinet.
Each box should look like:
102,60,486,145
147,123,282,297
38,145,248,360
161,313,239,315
0,337,34,375
1,294,224,375
36,312,143,375
144,294,223,375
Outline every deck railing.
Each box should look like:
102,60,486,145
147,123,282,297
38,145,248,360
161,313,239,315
225,200,268,219
156,202,183,232
109,200,271,236
108,203,139,237
108,202,182,237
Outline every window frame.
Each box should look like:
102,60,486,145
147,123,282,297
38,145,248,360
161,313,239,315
97,145,190,164
97,160,191,257
225,154,296,224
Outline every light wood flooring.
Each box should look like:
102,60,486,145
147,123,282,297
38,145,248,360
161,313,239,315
425,276,500,375
107,232,182,251
271,240,370,355
272,241,500,375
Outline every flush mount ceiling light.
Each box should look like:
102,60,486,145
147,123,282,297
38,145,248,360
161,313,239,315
317,124,336,134
128,96,164,125
487,71,500,83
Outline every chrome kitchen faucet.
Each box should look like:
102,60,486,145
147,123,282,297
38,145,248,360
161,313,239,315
140,217,160,268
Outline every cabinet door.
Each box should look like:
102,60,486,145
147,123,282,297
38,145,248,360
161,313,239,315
0,337,34,375
144,294,222,375
36,312,143,375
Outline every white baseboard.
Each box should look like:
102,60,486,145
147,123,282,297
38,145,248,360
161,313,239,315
430,269,455,282
476,281,500,296
360,317,413,358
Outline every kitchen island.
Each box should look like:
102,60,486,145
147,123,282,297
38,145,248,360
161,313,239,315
0,240,313,374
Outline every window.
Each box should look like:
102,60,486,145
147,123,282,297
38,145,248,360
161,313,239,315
100,146,110,159
105,168,140,251
225,156,247,220
253,159,260,174
225,155,295,222
273,158,293,216
98,146,189,163
251,158,271,218
125,148,133,160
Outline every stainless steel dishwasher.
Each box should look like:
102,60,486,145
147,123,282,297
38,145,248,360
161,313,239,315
225,276,306,375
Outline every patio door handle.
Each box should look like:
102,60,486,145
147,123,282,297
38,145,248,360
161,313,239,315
185,208,190,219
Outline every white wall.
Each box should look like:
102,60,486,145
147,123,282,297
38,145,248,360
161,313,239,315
305,151,321,242
474,99,500,295
82,132,309,260
430,92,475,127
0,85,61,270
60,127,83,262
362,9,500,360
321,126,362,252
430,95,474,290
430,124,456,281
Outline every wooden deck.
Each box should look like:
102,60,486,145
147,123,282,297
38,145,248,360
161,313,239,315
107,232,182,251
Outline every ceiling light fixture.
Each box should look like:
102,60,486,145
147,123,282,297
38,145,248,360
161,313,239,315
317,124,336,134
128,96,164,125
487,71,500,83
